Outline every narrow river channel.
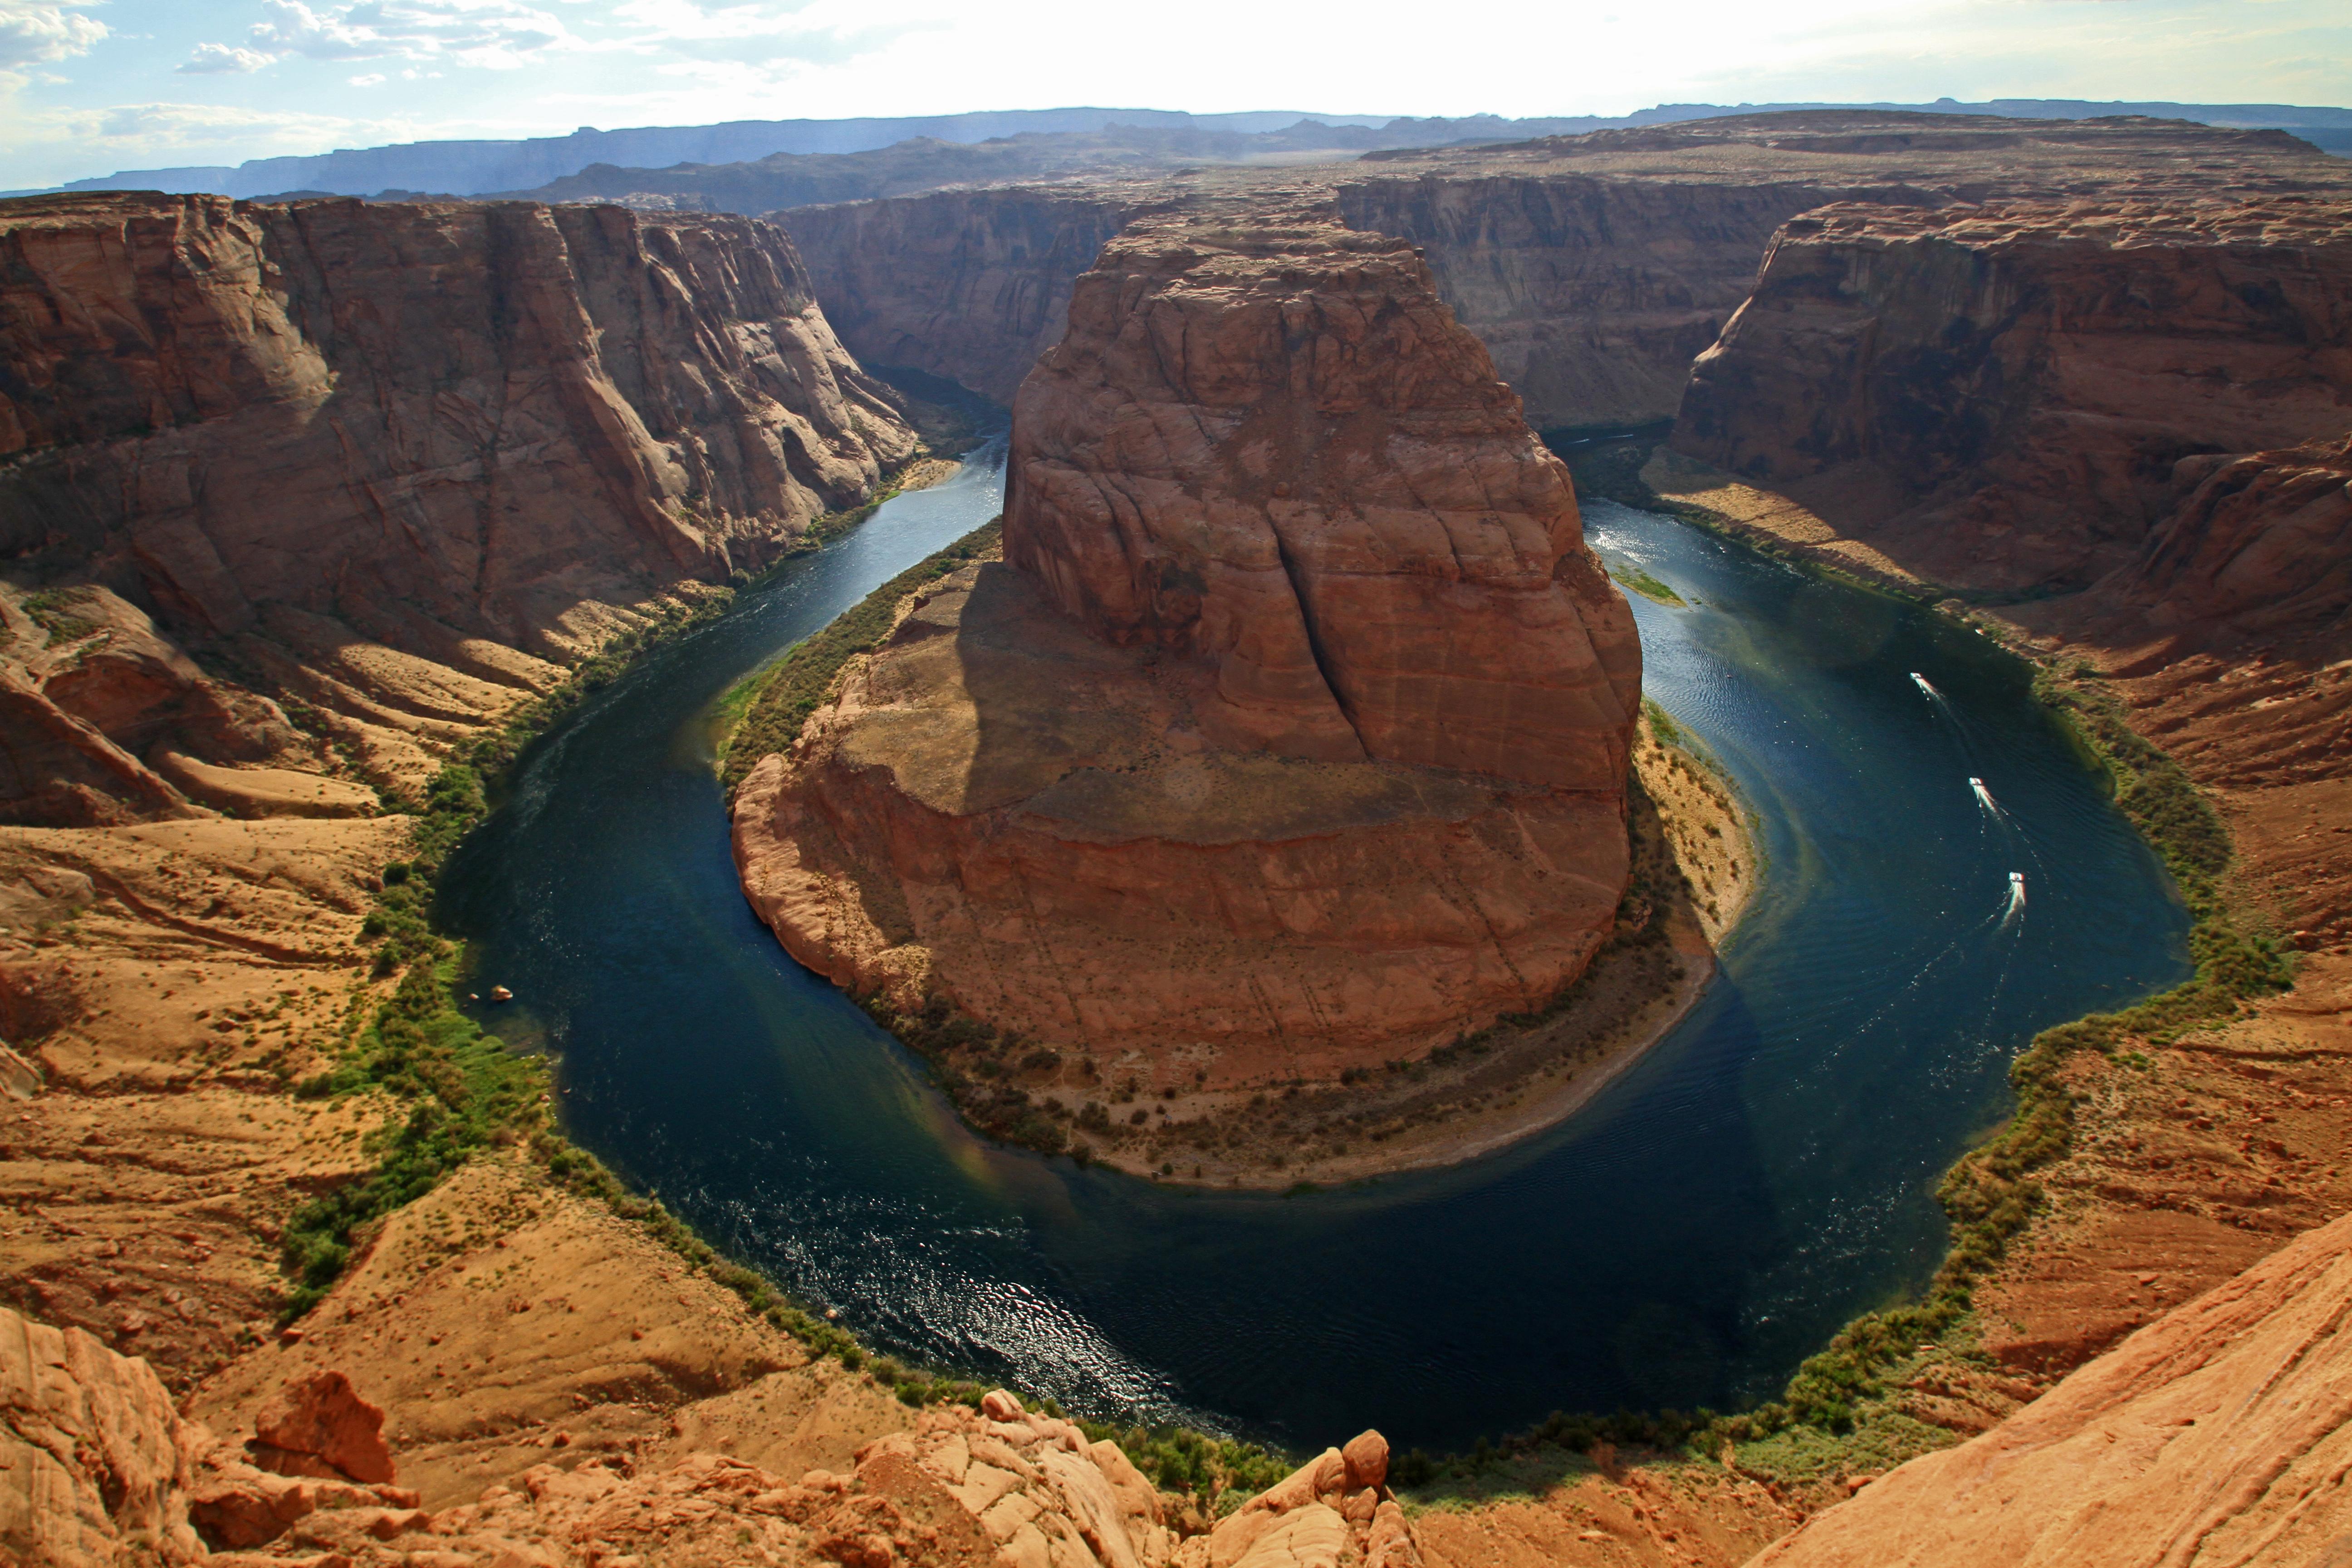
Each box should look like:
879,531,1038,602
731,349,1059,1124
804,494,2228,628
437,448,2190,1452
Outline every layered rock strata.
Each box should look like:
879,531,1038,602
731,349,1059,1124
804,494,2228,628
1330,175,1830,431
734,220,1638,1086
0,192,918,818
1753,1205,2352,1568
786,188,1147,403
780,112,2351,433
1671,197,2352,599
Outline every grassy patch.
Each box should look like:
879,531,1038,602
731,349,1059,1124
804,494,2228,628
1608,563,1686,607
21,588,99,645
717,518,1001,793
280,585,745,1317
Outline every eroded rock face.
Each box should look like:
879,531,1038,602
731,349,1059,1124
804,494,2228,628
0,193,916,622
2081,433,2352,653
1753,1206,2352,1568
1334,174,1839,430
1670,197,2352,598
735,220,1637,1083
0,191,919,814
1005,221,1640,789
787,189,1144,404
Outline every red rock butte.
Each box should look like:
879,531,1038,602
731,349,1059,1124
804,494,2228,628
732,217,1640,1086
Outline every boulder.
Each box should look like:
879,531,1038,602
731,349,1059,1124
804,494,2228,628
249,1370,396,1485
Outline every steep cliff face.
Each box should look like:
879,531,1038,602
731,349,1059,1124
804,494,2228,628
1004,221,1641,785
778,112,2347,436
735,220,1638,1097
784,189,1144,403
2061,432,2352,653
1670,197,2352,597
0,192,917,819
1333,175,1837,430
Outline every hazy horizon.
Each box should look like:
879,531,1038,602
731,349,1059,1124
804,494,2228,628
2,0,2348,191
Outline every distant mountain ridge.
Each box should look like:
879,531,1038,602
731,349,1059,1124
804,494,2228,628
25,109,1388,200
18,96,2349,201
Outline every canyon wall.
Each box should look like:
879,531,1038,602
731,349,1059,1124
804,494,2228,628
1004,220,1641,783
785,176,1836,431
1670,197,2352,600
0,192,917,820
1333,174,1838,430
735,218,1638,1090
779,113,2343,436
784,189,1146,403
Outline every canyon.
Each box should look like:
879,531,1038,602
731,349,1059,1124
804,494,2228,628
2,101,2352,1568
779,111,2352,431
0,191,920,819
730,215,1649,1155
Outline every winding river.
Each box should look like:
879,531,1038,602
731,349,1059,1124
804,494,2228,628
438,447,2190,1452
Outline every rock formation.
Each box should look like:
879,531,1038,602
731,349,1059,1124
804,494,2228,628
734,218,1638,1087
1671,197,2352,598
2040,431,2352,657
1331,174,1828,431
0,191,919,816
1753,1205,2352,1567
787,189,1147,403
0,1301,422,1563
0,1284,1432,1568
781,112,2349,433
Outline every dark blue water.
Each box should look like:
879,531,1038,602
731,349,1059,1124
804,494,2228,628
438,456,2191,1453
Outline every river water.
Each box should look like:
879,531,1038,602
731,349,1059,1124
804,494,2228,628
438,450,2190,1452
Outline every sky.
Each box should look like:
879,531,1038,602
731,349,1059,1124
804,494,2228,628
2,0,2348,189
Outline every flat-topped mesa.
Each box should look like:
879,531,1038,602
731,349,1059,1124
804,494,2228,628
1006,220,1641,786
732,219,1642,1098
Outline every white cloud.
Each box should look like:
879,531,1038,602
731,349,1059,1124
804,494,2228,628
187,0,579,73
348,69,385,83
178,42,275,73
611,0,934,68
81,100,399,149
0,0,105,71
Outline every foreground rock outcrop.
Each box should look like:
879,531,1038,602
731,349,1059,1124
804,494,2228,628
0,191,919,815
1754,1205,2352,1567
735,218,1638,1098
5,1281,1436,1568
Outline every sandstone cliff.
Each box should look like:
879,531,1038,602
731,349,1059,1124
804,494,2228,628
6,1264,1437,1568
1751,1205,2352,1568
0,192,918,819
786,189,1147,403
778,112,2349,435
1332,175,1837,431
1671,197,2352,599
735,218,1639,1097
